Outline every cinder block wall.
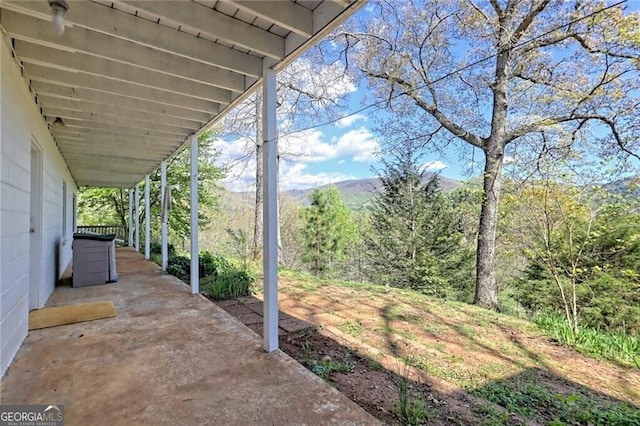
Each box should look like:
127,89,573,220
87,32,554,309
0,36,76,377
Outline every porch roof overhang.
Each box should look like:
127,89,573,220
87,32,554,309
0,0,365,188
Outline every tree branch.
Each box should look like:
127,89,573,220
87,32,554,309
512,0,552,44
488,0,503,18
362,70,485,149
507,114,640,161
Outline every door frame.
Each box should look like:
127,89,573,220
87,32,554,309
29,138,43,310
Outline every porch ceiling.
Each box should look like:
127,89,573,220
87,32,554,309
0,0,364,187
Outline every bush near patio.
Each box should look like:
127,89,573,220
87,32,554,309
150,243,255,300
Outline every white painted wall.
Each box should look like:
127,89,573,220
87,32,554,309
0,36,76,377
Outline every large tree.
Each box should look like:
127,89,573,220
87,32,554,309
366,141,474,298
334,0,640,308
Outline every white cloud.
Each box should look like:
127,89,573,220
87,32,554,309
421,160,448,171
279,163,356,191
503,155,516,165
278,58,357,114
335,128,379,162
213,126,379,191
211,137,256,191
334,114,367,129
214,137,361,191
219,158,356,191
282,127,379,164
211,137,253,162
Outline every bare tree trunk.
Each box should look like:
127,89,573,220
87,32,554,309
474,149,504,309
474,25,509,309
117,189,127,227
571,277,579,337
253,92,263,260
552,271,574,336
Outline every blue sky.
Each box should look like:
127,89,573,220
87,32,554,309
213,0,638,192
280,101,473,188
213,81,476,192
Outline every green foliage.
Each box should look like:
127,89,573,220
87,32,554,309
150,241,175,257
163,248,255,300
198,250,255,300
365,142,475,300
580,273,640,335
311,359,352,381
503,185,640,336
149,130,224,243
167,255,191,282
199,252,255,300
335,0,640,310
394,389,430,426
393,354,431,425
337,320,365,337
198,251,230,277
472,378,640,425
534,312,640,369
77,130,224,245
202,269,254,300
299,185,356,276
77,187,128,226
149,253,162,267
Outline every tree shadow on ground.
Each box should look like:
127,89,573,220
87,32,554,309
214,295,640,425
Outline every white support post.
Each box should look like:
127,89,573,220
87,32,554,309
128,188,134,247
134,183,140,251
144,175,150,259
262,66,278,352
161,160,168,271
190,134,199,295
73,194,77,234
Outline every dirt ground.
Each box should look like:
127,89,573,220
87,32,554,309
213,275,640,425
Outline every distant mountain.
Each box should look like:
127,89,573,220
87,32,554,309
602,177,640,196
287,173,462,210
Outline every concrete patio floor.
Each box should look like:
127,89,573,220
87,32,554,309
0,248,379,425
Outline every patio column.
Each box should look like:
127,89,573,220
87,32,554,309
135,183,140,251
190,134,199,295
262,65,278,352
161,160,168,271
144,175,150,259
73,194,77,233
128,188,133,247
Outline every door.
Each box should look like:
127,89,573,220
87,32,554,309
29,141,43,310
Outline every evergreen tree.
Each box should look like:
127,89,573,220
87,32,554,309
366,142,474,298
299,186,354,276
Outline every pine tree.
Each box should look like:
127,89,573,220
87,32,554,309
299,186,354,276
366,142,473,298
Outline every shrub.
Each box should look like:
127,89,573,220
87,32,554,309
203,269,255,300
164,250,255,300
167,255,190,282
150,242,175,257
199,251,230,278
534,311,640,369
149,253,162,267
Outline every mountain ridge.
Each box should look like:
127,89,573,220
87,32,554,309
244,173,464,209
